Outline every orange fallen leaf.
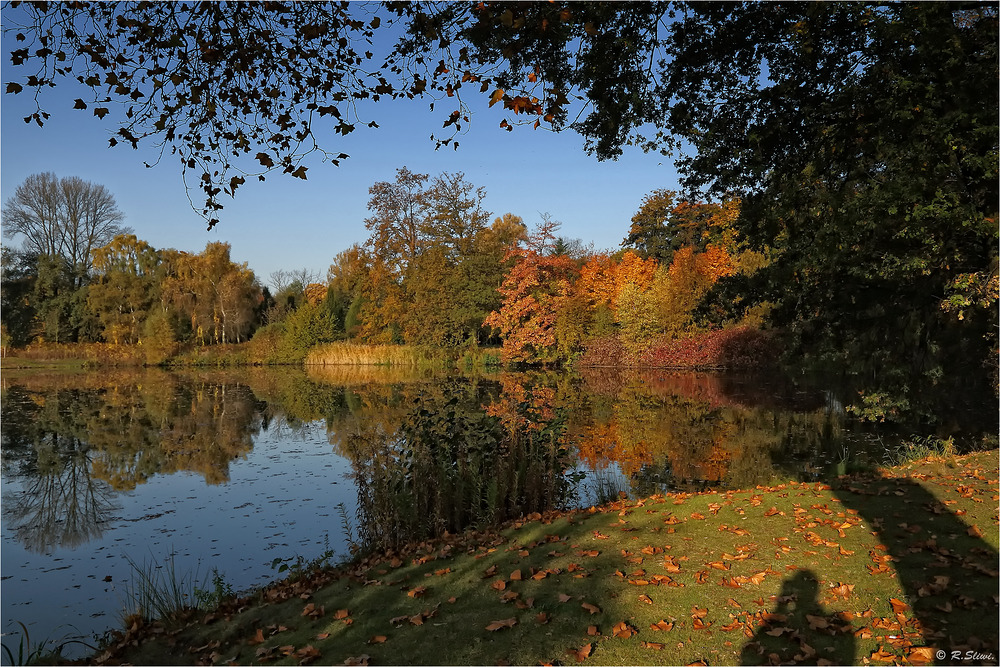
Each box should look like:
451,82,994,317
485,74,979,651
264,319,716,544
638,594,653,605
491,579,507,591
870,646,897,662
407,586,427,598
536,612,550,624
334,609,350,620
806,614,829,630
889,598,909,613
483,565,498,577
692,617,712,630
566,643,592,662
691,606,708,618
613,621,635,638
367,635,387,645
968,525,984,537
582,602,601,614
642,641,665,650
510,569,522,581
302,603,324,618
906,647,935,665
247,628,265,646
485,617,517,632
650,620,674,631
587,625,599,636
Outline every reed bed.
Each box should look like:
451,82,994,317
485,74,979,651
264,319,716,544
305,342,426,367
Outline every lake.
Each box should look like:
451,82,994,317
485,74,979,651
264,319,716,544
1,365,994,658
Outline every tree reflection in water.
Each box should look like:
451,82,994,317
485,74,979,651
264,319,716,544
1,375,266,553
3,434,118,553
337,381,576,552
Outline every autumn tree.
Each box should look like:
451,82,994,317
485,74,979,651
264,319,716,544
484,216,579,363
88,234,161,345
160,243,262,345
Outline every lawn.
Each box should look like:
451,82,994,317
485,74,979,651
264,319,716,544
95,451,998,666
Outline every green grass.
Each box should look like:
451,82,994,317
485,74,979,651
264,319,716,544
94,450,998,665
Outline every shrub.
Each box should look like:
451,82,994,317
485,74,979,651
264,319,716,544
641,327,779,369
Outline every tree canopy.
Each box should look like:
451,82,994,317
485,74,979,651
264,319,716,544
5,2,996,380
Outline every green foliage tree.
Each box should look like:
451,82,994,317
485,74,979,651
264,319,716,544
0,247,38,346
660,3,998,382
88,234,161,345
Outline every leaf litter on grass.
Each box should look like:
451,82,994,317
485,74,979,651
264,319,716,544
106,451,998,666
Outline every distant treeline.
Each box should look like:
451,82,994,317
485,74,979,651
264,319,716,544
3,167,995,386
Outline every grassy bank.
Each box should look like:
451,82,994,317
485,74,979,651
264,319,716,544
85,451,998,666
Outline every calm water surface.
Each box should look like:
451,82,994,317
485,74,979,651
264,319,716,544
1,365,993,657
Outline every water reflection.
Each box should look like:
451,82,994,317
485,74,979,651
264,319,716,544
2,366,993,557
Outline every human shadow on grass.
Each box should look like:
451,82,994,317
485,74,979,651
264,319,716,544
740,569,856,665
744,473,998,665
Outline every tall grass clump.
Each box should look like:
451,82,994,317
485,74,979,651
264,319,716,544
119,552,205,624
306,341,426,366
348,384,574,551
0,621,92,666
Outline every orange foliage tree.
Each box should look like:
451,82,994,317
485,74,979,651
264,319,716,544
484,217,579,363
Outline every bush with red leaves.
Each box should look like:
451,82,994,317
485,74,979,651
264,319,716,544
577,328,779,369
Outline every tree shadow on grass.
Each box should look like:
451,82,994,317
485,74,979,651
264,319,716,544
831,474,998,659
744,470,998,665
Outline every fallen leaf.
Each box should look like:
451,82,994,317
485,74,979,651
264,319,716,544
343,654,370,666
806,614,829,630
510,569,522,581
642,641,666,650
889,598,909,613
650,620,674,631
638,594,653,605
870,646,897,662
491,579,507,591
536,611,550,624
302,603,325,618
613,621,635,638
567,643,592,662
582,602,601,614
247,628,265,646
558,593,572,603
408,586,427,598
334,609,350,620
296,645,322,664
691,606,708,618
587,625,599,636
906,647,935,665
367,635,387,645
486,617,517,632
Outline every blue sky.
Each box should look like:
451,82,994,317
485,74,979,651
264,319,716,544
0,12,679,286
